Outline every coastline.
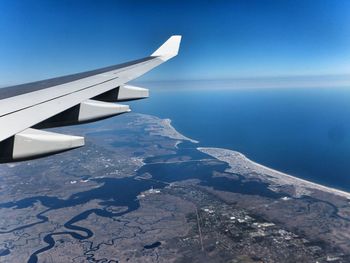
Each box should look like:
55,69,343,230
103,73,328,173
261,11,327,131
136,114,199,144
138,113,350,199
197,147,350,200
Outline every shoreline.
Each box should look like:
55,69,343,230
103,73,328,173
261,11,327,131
197,147,350,200
142,113,350,199
138,114,199,144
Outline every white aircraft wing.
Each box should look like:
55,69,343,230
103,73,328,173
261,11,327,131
0,35,181,162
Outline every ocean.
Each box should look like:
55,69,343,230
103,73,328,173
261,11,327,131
130,81,350,192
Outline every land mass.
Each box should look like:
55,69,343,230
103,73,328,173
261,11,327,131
0,113,349,262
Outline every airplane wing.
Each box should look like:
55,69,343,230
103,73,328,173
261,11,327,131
0,35,182,162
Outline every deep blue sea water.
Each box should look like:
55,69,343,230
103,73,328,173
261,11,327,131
130,83,350,192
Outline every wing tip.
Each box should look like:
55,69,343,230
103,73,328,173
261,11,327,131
151,35,182,61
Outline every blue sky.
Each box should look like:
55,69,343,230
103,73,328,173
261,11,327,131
0,0,350,85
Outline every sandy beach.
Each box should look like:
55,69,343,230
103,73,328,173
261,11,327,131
198,147,350,200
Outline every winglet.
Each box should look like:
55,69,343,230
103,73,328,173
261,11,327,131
151,35,182,61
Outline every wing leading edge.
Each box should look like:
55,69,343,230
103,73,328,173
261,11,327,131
0,35,182,162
